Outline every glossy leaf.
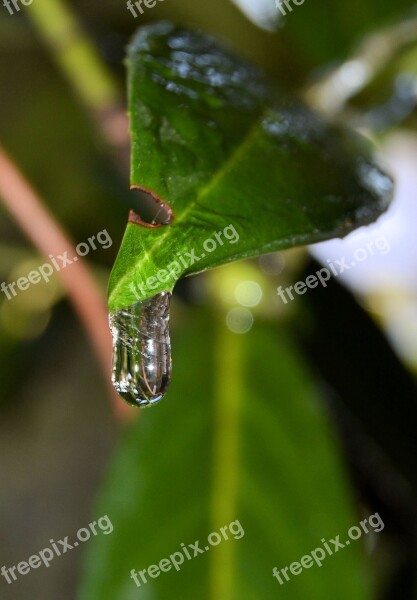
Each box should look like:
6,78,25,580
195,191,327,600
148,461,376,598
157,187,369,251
78,310,372,600
108,23,393,311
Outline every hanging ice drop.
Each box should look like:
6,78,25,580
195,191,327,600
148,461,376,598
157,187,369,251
109,292,172,408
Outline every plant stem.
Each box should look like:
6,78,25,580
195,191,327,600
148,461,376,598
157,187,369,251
27,0,118,111
0,145,131,421
26,0,130,166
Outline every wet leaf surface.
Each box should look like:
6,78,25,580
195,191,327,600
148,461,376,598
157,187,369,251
108,23,393,311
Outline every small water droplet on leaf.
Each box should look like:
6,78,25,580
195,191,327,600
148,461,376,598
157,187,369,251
109,292,172,408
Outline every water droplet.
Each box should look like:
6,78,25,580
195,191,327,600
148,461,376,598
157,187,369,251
109,292,172,408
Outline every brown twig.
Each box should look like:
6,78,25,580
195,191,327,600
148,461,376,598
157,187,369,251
0,145,131,421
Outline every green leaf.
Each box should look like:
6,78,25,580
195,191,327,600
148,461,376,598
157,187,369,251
108,22,393,311
302,259,417,494
78,310,372,600
271,0,417,72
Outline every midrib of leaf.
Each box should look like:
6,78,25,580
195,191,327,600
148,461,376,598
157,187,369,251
109,114,265,307
210,318,243,599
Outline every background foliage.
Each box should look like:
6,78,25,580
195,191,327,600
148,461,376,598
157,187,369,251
1,1,417,599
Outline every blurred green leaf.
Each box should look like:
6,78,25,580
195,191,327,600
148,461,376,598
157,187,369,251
108,23,393,311
274,0,417,71
78,309,371,600
300,260,417,495
348,43,417,131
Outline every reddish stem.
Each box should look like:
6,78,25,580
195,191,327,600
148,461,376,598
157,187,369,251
0,145,131,421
